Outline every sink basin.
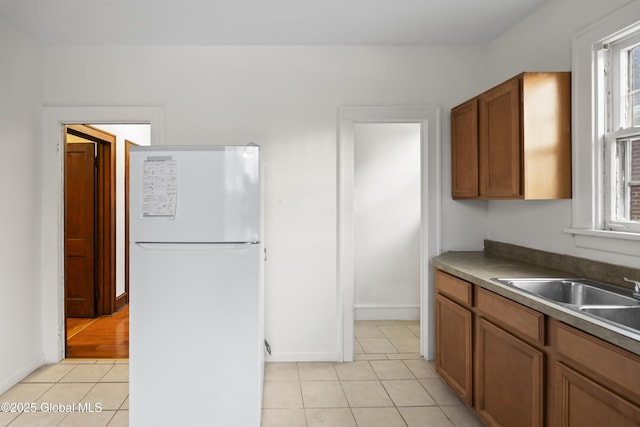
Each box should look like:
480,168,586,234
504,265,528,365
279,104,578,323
580,306,640,331
494,278,640,307
493,277,640,338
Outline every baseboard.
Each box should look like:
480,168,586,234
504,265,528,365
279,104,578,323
354,305,420,321
0,353,45,395
115,293,128,311
265,352,340,362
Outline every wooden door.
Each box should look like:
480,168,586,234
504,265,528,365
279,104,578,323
476,317,544,427
65,142,96,318
96,140,115,316
65,124,116,320
451,98,479,198
479,76,521,198
554,362,640,426
435,293,473,405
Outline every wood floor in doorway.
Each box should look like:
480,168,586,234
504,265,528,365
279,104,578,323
66,305,129,359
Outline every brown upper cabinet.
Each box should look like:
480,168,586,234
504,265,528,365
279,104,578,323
451,72,572,200
451,98,479,198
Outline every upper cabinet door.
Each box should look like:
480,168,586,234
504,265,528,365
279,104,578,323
479,77,521,198
451,98,479,199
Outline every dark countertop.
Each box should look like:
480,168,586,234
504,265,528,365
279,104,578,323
432,251,640,355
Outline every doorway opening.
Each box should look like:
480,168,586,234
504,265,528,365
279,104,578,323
63,123,150,359
353,123,421,356
338,106,441,362
41,106,161,363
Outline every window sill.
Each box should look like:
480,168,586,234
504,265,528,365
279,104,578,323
564,228,640,256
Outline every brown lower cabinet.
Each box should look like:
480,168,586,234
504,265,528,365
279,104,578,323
554,362,640,426
476,317,544,427
434,269,640,427
435,293,472,405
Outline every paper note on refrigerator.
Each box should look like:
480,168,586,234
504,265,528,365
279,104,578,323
141,157,178,218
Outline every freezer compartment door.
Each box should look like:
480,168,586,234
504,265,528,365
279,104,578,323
130,145,260,243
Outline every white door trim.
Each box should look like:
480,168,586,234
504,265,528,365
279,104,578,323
337,106,441,362
41,105,164,362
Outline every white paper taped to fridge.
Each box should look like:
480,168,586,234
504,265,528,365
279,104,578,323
141,156,178,219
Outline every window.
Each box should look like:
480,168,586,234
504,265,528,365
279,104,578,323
569,2,640,256
601,31,640,232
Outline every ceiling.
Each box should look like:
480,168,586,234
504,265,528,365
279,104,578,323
0,0,546,46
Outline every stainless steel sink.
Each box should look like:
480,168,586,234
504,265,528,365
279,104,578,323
493,278,640,307
493,277,640,337
579,306,640,331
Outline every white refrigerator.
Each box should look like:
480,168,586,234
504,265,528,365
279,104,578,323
129,145,264,427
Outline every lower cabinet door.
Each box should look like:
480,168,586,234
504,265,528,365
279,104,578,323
554,362,640,427
435,293,472,405
476,317,544,427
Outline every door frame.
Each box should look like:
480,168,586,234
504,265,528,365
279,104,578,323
337,106,441,362
124,140,139,307
41,106,163,362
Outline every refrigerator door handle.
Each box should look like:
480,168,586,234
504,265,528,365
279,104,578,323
134,242,258,251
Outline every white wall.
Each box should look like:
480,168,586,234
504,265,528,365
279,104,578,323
92,124,151,298
4,0,629,373
353,123,421,320
42,46,486,360
0,17,44,393
484,0,640,267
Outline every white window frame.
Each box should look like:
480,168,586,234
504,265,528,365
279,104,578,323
566,2,640,257
603,32,640,233
604,131,640,232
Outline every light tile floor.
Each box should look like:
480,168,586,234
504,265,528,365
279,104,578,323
0,359,128,427
0,320,483,427
262,320,484,427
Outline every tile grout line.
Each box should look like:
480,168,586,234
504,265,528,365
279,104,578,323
295,362,310,426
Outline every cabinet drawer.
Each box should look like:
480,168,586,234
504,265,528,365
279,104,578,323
552,320,640,405
476,287,544,346
435,270,472,306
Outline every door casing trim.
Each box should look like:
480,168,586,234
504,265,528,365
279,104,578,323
42,106,163,362
337,106,442,361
